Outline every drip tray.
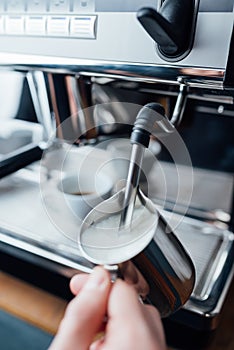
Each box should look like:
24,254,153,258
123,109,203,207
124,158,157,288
177,224,231,302
0,165,233,332
164,212,234,331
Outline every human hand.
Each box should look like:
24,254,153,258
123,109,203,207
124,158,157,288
49,266,166,350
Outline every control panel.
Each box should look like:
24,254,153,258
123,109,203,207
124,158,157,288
0,0,97,39
0,0,233,72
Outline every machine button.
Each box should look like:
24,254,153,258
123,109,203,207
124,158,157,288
47,16,70,36
26,0,47,14
25,16,46,35
6,1,25,13
0,16,4,34
73,0,95,13
49,0,70,13
5,16,24,34
70,15,96,38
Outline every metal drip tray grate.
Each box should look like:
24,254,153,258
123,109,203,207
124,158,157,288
175,224,232,301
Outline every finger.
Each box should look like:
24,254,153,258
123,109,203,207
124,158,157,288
108,278,144,320
49,267,111,350
143,304,161,325
97,279,145,349
89,337,104,350
119,261,149,299
70,273,89,295
142,305,166,348
104,280,165,350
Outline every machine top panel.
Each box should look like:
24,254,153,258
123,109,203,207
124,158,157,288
96,0,233,13
0,0,233,87
0,0,233,13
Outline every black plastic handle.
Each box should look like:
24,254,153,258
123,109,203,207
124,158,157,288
137,0,195,58
0,143,43,179
130,102,174,147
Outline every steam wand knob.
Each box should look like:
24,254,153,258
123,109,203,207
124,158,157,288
137,0,195,59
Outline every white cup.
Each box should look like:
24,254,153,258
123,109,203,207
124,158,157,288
58,172,113,220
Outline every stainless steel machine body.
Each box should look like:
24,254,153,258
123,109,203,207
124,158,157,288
0,0,234,345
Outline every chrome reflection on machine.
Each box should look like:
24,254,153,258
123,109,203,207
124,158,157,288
0,0,233,344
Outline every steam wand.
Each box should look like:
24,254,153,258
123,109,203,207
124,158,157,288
170,81,188,126
119,102,175,229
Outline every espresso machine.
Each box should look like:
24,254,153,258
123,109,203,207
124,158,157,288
0,0,234,348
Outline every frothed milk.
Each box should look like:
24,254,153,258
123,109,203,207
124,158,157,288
79,205,158,264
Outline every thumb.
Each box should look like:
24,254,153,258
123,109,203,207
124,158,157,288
49,267,111,350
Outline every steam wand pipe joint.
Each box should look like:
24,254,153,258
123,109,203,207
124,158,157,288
170,79,188,126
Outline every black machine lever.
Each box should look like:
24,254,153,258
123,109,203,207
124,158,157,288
137,0,196,59
0,143,43,179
